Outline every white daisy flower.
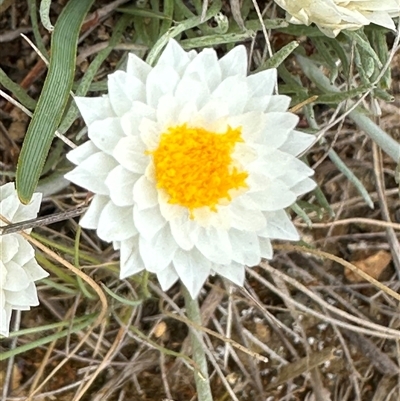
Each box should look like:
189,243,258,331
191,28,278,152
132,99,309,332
65,39,316,298
274,0,400,37
0,183,48,337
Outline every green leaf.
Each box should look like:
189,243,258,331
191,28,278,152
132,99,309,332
39,0,54,32
312,37,339,82
180,30,256,49
254,40,299,71
16,0,95,204
0,67,36,110
343,30,382,68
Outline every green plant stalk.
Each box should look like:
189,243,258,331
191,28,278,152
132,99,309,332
182,284,213,401
297,55,400,162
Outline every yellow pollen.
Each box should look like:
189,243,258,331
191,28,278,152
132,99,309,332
149,124,248,213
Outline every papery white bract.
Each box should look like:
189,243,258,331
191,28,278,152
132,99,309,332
274,0,400,37
65,39,316,299
0,183,48,337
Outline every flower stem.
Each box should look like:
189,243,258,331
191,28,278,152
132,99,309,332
182,284,213,401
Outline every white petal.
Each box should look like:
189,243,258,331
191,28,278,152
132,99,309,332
211,261,245,287
0,182,17,200
368,11,396,30
244,96,273,113
113,136,149,174
0,305,12,337
228,111,265,143
12,192,42,224
259,237,273,259
279,130,315,156
290,177,317,196
119,237,145,278
88,117,125,155
133,176,159,210
139,225,177,272
219,45,248,79
158,191,187,221
229,229,261,266
192,206,231,230
80,194,109,229
22,258,49,281
157,39,192,74
265,95,291,112
65,152,117,195
249,179,296,211
169,216,197,251
108,71,146,116
156,95,180,128
120,101,156,137
206,206,232,230
195,227,232,264
0,195,19,223
246,172,271,191
184,49,221,91
177,101,199,125
232,142,257,167
247,68,277,97
139,118,161,150
198,99,229,124
66,141,98,165
97,200,137,241
174,74,210,110
276,159,315,188
255,148,313,182
261,112,299,149
146,65,180,108
3,260,29,291
229,198,266,231
126,52,152,82
74,96,115,125
133,205,167,240
11,235,34,266
211,76,249,115
173,248,212,298
260,209,300,241
1,235,18,263
6,282,39,306
106,165,138,206
156,264,180,291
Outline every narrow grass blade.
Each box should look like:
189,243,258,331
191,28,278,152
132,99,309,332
16,0,95,204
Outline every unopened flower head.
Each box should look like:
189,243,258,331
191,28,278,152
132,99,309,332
274,0,400,37
65,40,316,298
0,183,48,337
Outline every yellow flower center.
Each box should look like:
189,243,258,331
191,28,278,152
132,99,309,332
150,124,248,213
